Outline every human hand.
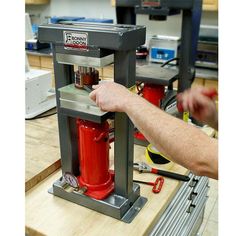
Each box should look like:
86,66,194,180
89,82,135,112
177,86,218,128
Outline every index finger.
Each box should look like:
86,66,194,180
92,84,101,90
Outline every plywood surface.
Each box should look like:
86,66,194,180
26,143,189,236
25,111,216,235
25,111,61,191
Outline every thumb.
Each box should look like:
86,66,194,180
89,90,96,101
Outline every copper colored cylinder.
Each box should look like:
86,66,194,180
75,67,99,89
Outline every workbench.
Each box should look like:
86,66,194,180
25,110,60,191
25,113,214,235
26,145,186,235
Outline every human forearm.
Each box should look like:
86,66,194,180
89,82,218,179
123,94,218,179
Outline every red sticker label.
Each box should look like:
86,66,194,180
64,31,88,50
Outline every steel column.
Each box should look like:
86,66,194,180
116,6,136,25
114,50,136,198
52,46,80,175
178,0,202,93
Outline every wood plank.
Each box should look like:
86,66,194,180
25,113,61,191
41,57,54,69
26,145,188,236
28,55,41,67
203,0,218,11
111,0,116,7
25,0,50,4
204,79,218,91
102,64,114,79
25,226,46,236
204,79,218,100
25,113,215,235
192,78,204,87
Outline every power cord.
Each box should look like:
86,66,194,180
161,57,179,67
25,108,57,120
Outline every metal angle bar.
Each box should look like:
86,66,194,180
149,175,194,235
151,183,193,235
160,191,192,235
182,196,208,236
162,200,191,235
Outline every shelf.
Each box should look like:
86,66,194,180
25,0,50,5
203,0,218,11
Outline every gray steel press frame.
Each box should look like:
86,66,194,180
116,0,203,93
38,23,147,222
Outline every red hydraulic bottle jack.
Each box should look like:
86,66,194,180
134,83,165,141
76,119,114,200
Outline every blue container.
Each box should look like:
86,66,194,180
50,16,85,24
77,18,113,23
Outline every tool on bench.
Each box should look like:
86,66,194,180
134,176,164,194
134,162,190,182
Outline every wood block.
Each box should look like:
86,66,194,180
204,79,218,91
111,0,116,7
204,79,218,100
28,55,41,67
25,115,60,191
103,64,114,79
41,56,53,69
25,0,50,4
173,80,178,89
203,0,218,11
192,78,204,88
26,147,189,236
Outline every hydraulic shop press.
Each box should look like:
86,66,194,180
116,0,203,145
38,22,147,223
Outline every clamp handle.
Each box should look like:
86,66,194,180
152,168,190,182
152,177,164,193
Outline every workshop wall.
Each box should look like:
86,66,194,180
25,0,115,25
137,11,218,45
26,0,218,45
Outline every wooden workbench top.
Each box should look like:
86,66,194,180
25,112,215,235
26,144,188,236
25,111,61,191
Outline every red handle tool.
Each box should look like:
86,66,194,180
177,88,218,112
134,162,190,182
134,176,164,193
